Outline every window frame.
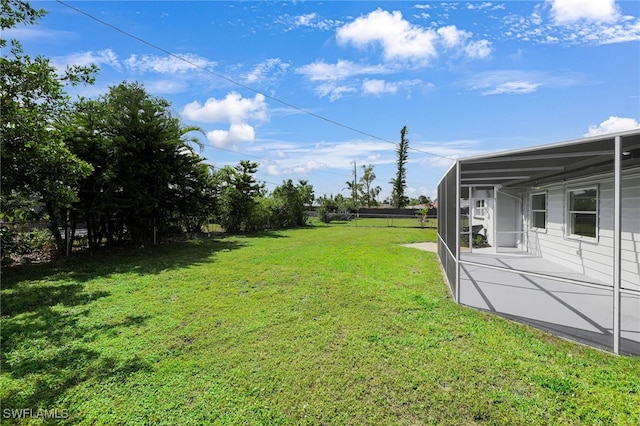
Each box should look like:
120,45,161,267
473,199,486,219
529,192,547,231
566,186,599,241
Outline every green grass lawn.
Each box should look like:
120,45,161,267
2,224,639,425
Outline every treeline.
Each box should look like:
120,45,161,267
0,2,313,262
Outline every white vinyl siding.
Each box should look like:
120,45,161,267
525,170,640,291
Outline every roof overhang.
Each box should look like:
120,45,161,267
458,129,640,188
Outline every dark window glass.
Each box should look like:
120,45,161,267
568,188,597,238
571,213,597,238
570,189,597,211
532,211,546,229
531,193,546,229
531,194,546,210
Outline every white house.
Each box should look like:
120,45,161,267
437,130,640,355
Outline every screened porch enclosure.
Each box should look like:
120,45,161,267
436,130,640,355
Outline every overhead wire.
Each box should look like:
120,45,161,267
55,0,456,164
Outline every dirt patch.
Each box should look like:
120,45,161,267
401,242,438,253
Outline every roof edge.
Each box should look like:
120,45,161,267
458,128,640,164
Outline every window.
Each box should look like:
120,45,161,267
567,187,598,239
474,199,485,218
530,193,546,229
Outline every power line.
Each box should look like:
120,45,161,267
55,0,456,162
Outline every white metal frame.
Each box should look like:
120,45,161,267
436,130,640,355
613,136,621,354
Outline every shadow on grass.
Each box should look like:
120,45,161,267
1,300,153,416
1,236,247,419
243,230,292,239
3,236,246,285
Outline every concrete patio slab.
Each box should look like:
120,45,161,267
459,252,640,356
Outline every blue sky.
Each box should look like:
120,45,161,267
12,0,640,201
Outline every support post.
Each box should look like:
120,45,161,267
613,136,622,354
468,186,474,254
455,161,461,303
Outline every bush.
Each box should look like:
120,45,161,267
460,233,489,248
316,195,354,224
1,226,16,265
244,197,276,232
1,226,56,264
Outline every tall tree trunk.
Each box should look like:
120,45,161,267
45,201,65,253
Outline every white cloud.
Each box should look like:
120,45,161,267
466,2,505,11
263,160,330,177
181,92,268,124
279,12,341,31
361,78,427,97
465,39,492,59
437,26,491,58
294,13,337,30
466,71,543,95
243,58,290,84
254,139,395,176
144,79,188,94
206,123,256,147
3,27,74,42
52,49,121,72
547,0,620,24
335,9,491,63
53,51,218,76
585,116,640,136
293,160,330,175
310,77,428,101
598,19,640,44
296,13,318,26
315,83,358,101
464,70,583,95
182,92,268,148
362,79,399,95
437,25,470,49
255,138,465,179
124,53,215,74
298,10,490,99
296,60,391,81
505,1,639,46
466,2,494,11
483,81,542,95
337,9,439,61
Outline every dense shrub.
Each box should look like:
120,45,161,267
316,195,354,223
1,226,55,264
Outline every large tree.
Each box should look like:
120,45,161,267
64,82,216,244
215,160,263,233
358,164,380,207
271,179,314,228
1,0,97,250
344,180,362,206
390,126,410,208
